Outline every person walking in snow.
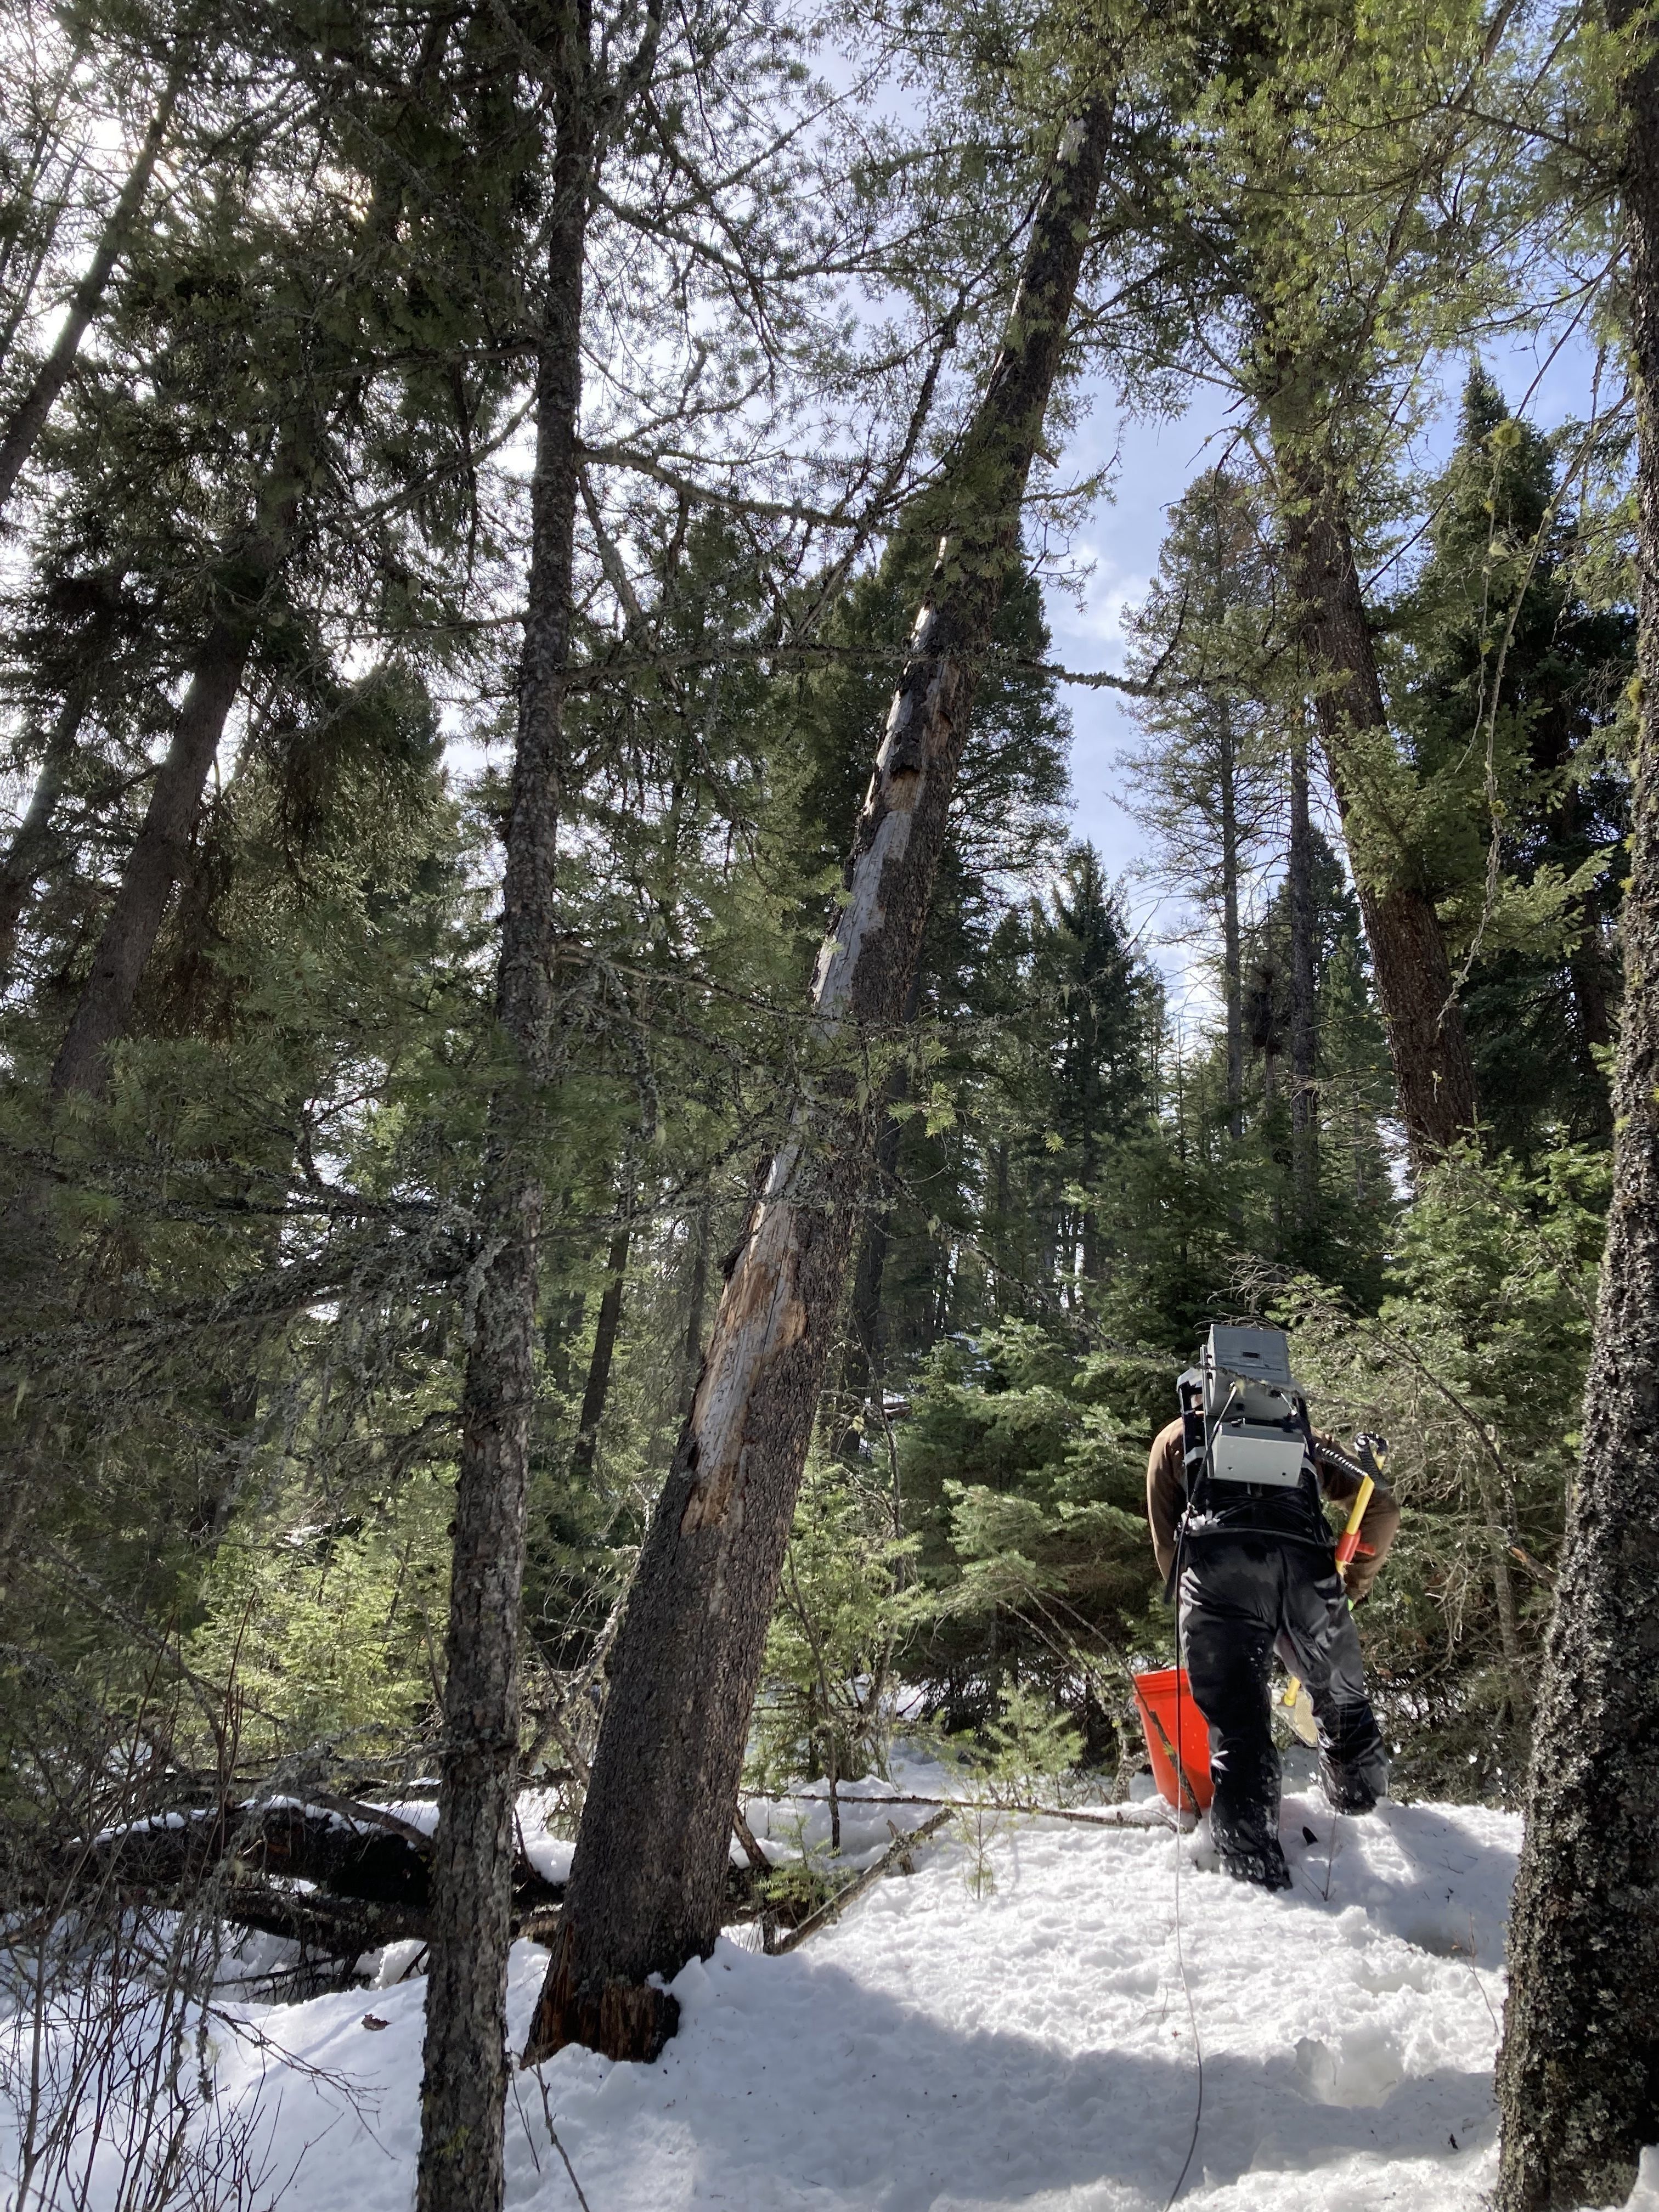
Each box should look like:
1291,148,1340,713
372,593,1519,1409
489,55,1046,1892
1145,1325,1401,1891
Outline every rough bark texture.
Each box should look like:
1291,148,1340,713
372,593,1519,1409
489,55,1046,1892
1273,440,1479,1159
524,99,1114,2066
1288,726,1318,1223
1493,10,1659,2203
413,87,592,2212
49,478,297,1097
0,60,184,521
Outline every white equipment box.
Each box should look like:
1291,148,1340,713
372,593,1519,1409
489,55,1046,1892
1203,1325,1307,1488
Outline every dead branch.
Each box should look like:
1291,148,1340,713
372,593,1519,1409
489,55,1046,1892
770,1808,951,1954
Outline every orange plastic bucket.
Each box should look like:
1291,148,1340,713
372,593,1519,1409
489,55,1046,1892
1132,1667,1214,1812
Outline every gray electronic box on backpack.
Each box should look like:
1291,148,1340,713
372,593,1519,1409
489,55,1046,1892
1180,1324,1309,1489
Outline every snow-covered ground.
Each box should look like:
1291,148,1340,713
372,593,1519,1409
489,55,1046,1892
177,1756,1541,2212
18,1750,1659,2210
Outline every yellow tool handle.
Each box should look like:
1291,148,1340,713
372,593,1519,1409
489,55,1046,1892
1333,1474,1375,1572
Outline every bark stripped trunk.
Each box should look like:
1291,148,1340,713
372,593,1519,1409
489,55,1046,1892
1288,725,1318,1224
524,98,1114,2066
0,58,185,521
49,469,300,1097
570,1195,631,1483
0,675,92,981
1273,436,1479,1160
1494,9,1659,2201
413,76,594,2212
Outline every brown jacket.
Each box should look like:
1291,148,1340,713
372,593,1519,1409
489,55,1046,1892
1146,1416,1401,1603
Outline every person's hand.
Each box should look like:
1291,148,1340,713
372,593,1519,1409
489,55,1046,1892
1353,1432,1390,1483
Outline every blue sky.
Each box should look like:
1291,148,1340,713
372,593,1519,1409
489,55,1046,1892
1045,323,1615,1007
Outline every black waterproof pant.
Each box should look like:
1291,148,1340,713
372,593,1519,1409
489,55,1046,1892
1178,1531,1387,1869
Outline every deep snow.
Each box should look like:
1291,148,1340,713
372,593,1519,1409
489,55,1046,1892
16,1752,1659,2211
191,1760,1536,2212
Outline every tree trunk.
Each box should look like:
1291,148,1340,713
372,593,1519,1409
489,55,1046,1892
1288,725,1318,1223
0,676,91,982
0,58,185,521
49,472,298,1098
1494,10,1659,2202
413,67,595,2212
1220,701,1244,1141
524,98,1114,2066
570,1199,631,1483
1272,436,1479,1159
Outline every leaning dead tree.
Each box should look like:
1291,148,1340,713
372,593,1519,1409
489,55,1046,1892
524,89,1116,2066
1493,2,1659,2202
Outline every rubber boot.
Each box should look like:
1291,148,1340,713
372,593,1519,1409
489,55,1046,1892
1319,1758,1380,1816
1219,1837,1291,1891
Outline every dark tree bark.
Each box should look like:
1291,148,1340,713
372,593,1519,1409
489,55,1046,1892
524,98,1115,2066
1288,724,1318,1224
0,675,92,981
49,473,300,1097
569,1197,631,1483
0,58,185,522
1494,9,1659,2204
414,40,608,2212
1273,437,1479,1160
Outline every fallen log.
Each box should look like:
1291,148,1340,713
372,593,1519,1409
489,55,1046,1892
43,1798,769,1967
49,1798,562,1950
